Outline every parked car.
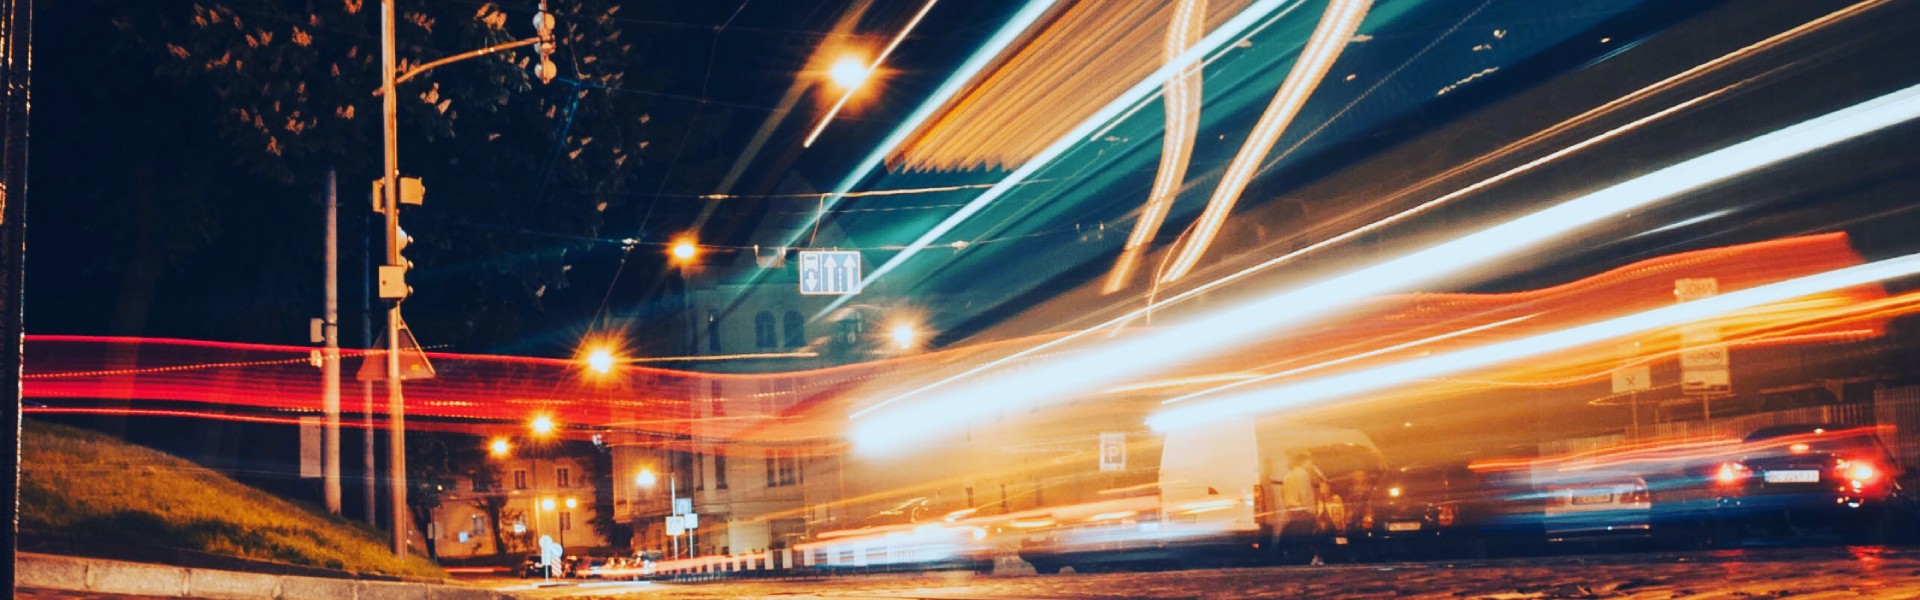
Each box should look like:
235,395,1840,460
1539,469,1653,543
1713,424,1916,541
517,554,552,578
1358,463,1484,557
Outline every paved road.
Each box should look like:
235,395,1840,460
459,546,1920,599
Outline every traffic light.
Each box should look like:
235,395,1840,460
378,226,415,300
532,2,557,84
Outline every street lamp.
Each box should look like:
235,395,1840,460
585,348,616,375
489,438,511,458
827,55,871,91
889,323,917,349
669,237,699,263
530,415,556,437
636,467,688,560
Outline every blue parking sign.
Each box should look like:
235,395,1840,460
798,250,862,296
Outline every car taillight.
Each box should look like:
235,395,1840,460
1360,510,1374,530
1437,505,1457,527
1625,487,1650,504
1715,462,1749,486
1837,459,1879,484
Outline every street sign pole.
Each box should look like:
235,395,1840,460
380,0,408,557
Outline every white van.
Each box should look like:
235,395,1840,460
1022,417,1382,571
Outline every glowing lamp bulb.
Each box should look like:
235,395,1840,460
531,415,556,436
637,469,656,487
586,348,616,374
828,56,870,90
890,324,916,349
565,497,578,509
670,240,697,262
1387,487,1401,498
542,498,556,511
489,438,511,457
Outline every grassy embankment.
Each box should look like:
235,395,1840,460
19,420,445,579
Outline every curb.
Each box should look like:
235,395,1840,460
17,553,512,599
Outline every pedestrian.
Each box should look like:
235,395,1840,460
1282,452,1320,564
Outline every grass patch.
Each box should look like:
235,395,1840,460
19,420,445,579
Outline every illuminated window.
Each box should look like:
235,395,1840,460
557,467,571,488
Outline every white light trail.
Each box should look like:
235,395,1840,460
1157,314,1535,405
1104,0,1210,295
848,81,1920,453
804,0,943,148
847,83,1729,422
1160,0,1373,283
1147,252,1920,431
819,0,1317,318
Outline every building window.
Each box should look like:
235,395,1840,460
765,450,801,487
470,515,485,537
560,511,572,532
837,315,863,345
706,309,722,353
715,454,729,490
513,470,528,490
754,311,776,349
557,467,571,489
471,474,488,493
695,454,706,491
783,311,805,348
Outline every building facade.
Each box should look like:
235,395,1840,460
430,453,607,559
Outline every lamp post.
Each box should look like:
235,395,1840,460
489,413,558,557
637,467,685,559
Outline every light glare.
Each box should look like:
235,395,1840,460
852,81,1920,452
828,56,871,90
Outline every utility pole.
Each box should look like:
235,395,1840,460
363,214,377,527
379,0,407,557
371,0,553,555
323,169,342,515
1,0,31,591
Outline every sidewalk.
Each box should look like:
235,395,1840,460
16,552,510,599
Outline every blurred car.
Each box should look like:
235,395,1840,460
579,556,611,579
1358,464,1484,557
1539,470,1653,543
517,554,552,578
1712,424,1916,541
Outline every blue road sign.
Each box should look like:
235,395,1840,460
798,250,862,295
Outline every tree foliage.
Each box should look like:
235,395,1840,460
113,0,710,349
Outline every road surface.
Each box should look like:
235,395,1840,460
453,545,1920,599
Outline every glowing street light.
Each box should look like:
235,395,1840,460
541,497,556,511
565,497,578,509
489,438,511,458
827,55,871,90
669,237,699,264
890,323,917,349
585,347,616,375
530,415,556,437
636,469,657,487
